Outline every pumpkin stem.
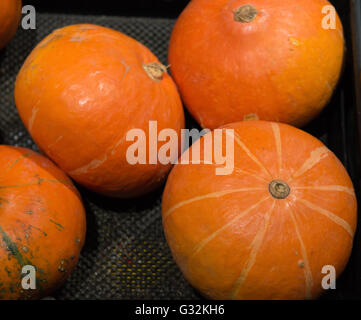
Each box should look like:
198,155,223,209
143,62,167,82
234,4,258,23
269,180,290,199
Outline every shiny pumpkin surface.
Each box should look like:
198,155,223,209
15,24,185,198
162,121,357,299
0,146,86,299
0,0,22,50
169,0,345,129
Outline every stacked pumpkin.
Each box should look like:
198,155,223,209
163,0,355,300
0,0,22,50
0,0,357,300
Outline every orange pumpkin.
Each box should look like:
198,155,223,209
15,24,185,198
168,0,345,129
0,145,86,299
0,0,22,50
162,121,357,299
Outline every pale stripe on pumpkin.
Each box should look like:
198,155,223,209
230,200,276,299
163,188,266,220
271,123,282,174
298,198,354,237
293,185,355,197
290,146,330,181
189,196,271,261
226,131,272,179
289,205,314,300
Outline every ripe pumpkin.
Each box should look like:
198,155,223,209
162,121,357,299
15,24,185,198
168,0,345,129
0,145,86,300
0,0,22,50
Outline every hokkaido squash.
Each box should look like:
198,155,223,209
0,145,86,300
15,24,185,198
0,0,22,50
168,0,345,129
162,121,357,300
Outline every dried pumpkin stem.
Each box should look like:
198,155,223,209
143,62,167,81
234,4,258,23
269,180,290,199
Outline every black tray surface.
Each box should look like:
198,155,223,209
0,3,360,299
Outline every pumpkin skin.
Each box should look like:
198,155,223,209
0,0,22,50
0,145,86,300
15,24,185,198
162,121,357,300
168,0,345,129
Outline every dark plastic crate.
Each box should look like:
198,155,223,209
0,0,359,299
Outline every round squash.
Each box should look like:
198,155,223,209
0,145,86,299
168,0,345,129
162,121,357,299
0,0,22,50
15,24,185,198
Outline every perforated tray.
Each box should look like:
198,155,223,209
0,7,360,299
